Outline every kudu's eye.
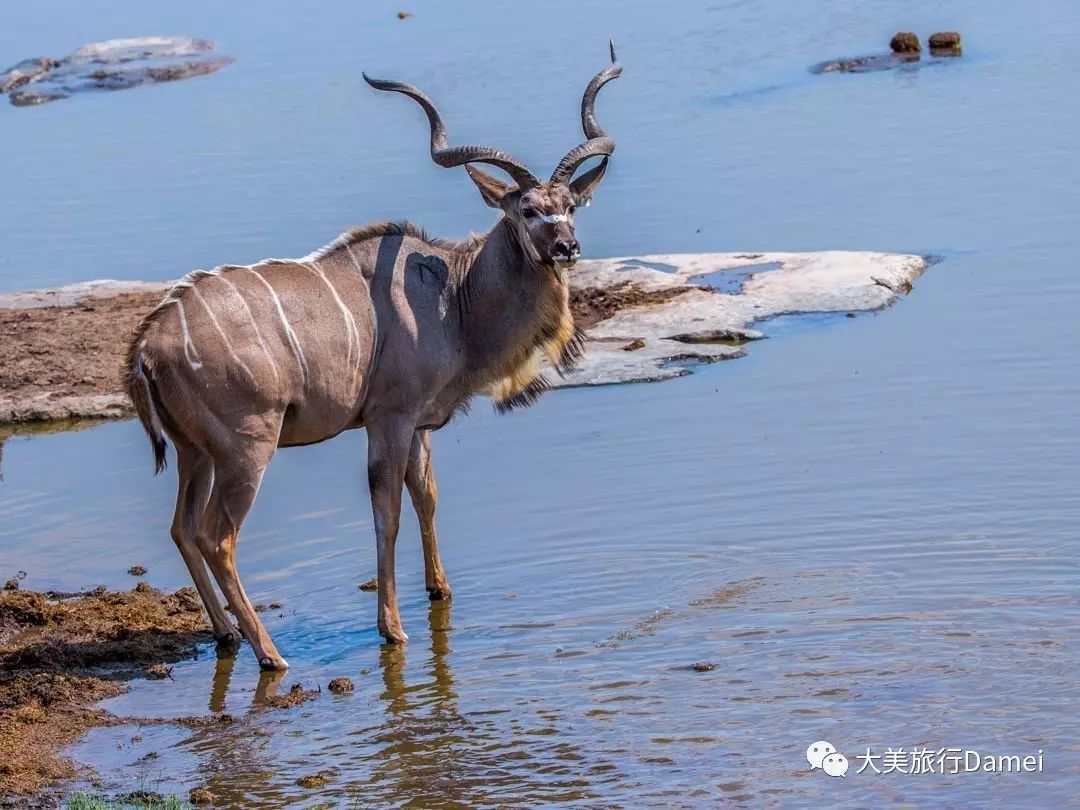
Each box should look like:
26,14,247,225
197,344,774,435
521,206,538,219
567,205,576,215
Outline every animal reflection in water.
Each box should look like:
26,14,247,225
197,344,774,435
184,605,610,806
126,44,623,669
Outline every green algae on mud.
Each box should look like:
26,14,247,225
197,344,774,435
65,790,194,809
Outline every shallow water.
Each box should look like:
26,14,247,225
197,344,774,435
2,0,1079,807
691,262,783,293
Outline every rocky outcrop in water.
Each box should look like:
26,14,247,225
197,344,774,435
562,252,929,385
0,58,57,93
814,31,963,74
0,37,233,107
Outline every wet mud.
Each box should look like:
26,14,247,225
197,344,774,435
569,283,690,330
264,683,320,710
0,289,163,423
0,585,210,797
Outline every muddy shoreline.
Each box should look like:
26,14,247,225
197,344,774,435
0,584,212,800
0,280,660,425
0,289,164,424
0,251,929,426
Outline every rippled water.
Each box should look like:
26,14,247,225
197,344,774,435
2,0,1079,807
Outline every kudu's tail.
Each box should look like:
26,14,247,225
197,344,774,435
124,337,168,474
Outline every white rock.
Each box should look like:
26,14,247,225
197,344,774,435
559,251,928,386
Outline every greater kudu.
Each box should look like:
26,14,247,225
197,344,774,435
125,45,621,670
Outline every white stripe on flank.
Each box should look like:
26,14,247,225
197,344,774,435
245,268,309,386
190,287,256,384
212,276,281,386
304,261,361,386
173,299,202,370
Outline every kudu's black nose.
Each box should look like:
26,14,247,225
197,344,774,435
553,239,581,261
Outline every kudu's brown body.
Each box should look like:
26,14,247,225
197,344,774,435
126,46,621,669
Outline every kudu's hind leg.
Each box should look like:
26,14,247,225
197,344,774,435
367,417,416,644
196,442,288,670
171,441,238,645
405,429,451,601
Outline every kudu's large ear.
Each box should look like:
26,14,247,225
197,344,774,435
569,157,609,205
465,165,515,210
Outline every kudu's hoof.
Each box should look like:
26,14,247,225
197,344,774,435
258,655,290,671
427,586,452,602
214,631,242,654
379,628,409,644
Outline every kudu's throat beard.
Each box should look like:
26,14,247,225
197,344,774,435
550,261,571,285
539,250,572,285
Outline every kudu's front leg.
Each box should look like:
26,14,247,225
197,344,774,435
405,429,451,601
367,417,415,643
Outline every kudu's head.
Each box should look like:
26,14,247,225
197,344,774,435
364,43,621,269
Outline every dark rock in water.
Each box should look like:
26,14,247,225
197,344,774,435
890,32,922,53
86,58,234,92
812,54,917,74
296,770,335,789
2,37,233,107
929,31,963,57
929,31,962,49
9,88,70,106
668,327,764,345
328,677,355,694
